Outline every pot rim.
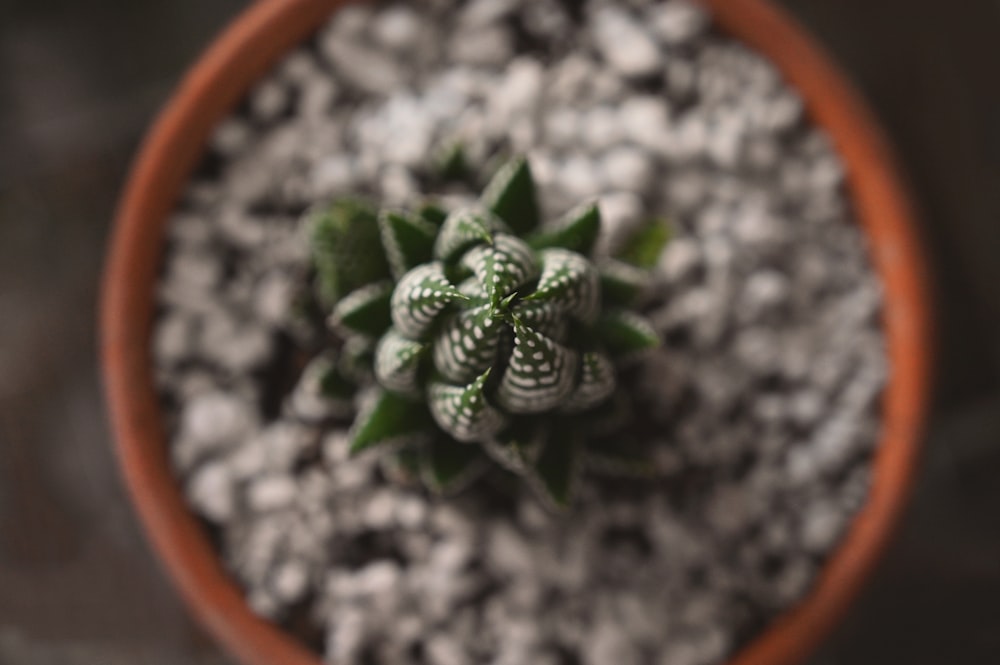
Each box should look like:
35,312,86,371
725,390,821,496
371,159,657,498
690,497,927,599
101,2,932,665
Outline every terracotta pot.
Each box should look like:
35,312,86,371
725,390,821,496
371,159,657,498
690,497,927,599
101,1,932,664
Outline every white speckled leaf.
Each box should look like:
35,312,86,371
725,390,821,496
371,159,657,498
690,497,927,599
524,249,600,324
510,298,567,342
460,233,539,307
560,351,616,412
433,207,507,263
432,304,503,384
428,369,507,443
373,329,428,397
496,319,578,414
390,262,468,339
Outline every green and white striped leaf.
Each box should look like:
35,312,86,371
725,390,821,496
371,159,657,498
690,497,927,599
524,248,600,324
374,329,428,397
390,262,468,339
456,276,489,303
496,320,578,414
329,280,393,338
528,201,601,256
528,428,580,511
510,298,567,342
433,207,506,263
350,390,434,455
617,217,672,268
481,156,541,235
460,233,539,307
597,310,661,359
560,351,616,412
309,198,390,306
428,369,507,443
378,209,437,279
432,304,503,384
599,258,650,308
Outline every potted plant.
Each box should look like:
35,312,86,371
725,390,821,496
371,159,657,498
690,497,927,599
102,1,931,664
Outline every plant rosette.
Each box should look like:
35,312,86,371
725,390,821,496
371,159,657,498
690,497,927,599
103,1,930,665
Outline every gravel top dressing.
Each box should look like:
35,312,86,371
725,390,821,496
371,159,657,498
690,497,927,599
153,0,886,663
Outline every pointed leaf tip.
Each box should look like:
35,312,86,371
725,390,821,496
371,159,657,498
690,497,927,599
529,202,601,256
481,156,540,235
428,370,507,443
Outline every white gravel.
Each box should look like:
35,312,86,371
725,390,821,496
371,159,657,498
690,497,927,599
152,1,887,664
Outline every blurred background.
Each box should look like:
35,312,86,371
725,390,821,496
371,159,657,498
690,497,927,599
1,1,998,663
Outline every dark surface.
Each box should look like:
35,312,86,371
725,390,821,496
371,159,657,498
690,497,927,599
1,1,998,663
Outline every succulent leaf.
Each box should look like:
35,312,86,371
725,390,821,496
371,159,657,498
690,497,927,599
528,202,601,256
417,202,449,227
433,207,506,263
460,233,540,307
374,329,428,397
428,369,507,443
421,435,488,494
329,280,394,338
432,303,504,383
379,209,437,279
310,198,390,306
483,424,543,474
350,390,434,455
599,258,650,308
496,320,578,414
510,298,567,342
561,351,616,412
524,248,600,324
390,262,469,339
481,156,541,235
530,428,580,510
617,217,672,269
597,310,661,358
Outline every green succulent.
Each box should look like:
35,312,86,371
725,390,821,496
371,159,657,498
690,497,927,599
302,155,670,508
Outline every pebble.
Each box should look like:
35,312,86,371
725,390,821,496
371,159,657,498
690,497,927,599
156,1,888,662
592,7,663,78
187,462,236,522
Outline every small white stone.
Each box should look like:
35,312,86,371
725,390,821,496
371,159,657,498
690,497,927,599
272,560,310,602
187,462,235,522
425,634,466,665
210,118,253,157
248,474,297,512
449,26,513,67
249,79,289,123
323,39,402,95
180,391,257,450
372,6,423,51
620,95,671,151
602,145,653,192
592,7,662,78
363,489,398,529
648,1,708,45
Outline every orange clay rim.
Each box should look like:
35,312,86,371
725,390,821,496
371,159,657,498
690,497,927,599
101,2,932,665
